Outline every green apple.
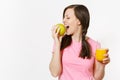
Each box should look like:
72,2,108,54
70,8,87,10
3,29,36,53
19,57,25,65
56,23,66,36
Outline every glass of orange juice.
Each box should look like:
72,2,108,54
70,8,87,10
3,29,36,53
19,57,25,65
95,48,108,61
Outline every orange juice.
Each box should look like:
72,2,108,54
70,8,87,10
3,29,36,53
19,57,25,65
95,48,107,61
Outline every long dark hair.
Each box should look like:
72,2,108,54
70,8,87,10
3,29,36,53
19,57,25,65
60,4,91,59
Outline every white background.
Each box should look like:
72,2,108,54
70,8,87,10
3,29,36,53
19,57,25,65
0,0,119,80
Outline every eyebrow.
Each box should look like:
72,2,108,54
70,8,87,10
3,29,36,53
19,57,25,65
64,14,70,17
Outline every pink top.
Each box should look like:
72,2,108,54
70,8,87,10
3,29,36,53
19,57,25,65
52,38,100,80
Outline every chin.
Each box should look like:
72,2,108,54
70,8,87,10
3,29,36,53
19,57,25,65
65,32,72,36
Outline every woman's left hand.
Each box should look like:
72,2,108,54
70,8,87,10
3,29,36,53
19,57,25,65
102,53,110,65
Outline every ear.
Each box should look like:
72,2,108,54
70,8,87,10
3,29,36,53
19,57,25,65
77,19,81,25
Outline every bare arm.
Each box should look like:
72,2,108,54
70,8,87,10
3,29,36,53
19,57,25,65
49,45,62,77
49,25,63,77
93,60,105,80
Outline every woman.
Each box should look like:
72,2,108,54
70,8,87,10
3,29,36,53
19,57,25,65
49,4,110,80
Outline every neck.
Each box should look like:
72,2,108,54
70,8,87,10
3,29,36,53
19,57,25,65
72,31,82,42
71,25,82,42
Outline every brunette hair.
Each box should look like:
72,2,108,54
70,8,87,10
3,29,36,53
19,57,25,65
60,4,91,59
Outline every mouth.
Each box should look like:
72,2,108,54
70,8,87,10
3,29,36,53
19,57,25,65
66,26,69,29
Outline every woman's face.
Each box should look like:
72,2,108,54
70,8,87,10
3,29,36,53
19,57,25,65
63,8,81,35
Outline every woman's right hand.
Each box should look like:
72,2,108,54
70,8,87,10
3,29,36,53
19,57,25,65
51,25,62,45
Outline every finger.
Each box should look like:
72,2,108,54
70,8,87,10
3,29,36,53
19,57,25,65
52,25,58,34
51,25,55,32
103,57,110,61
51,25,57,38
56,27,60,34
106,48,109,53
103,57,110,64
104,53,109,58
